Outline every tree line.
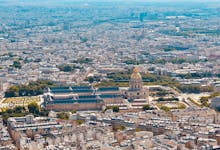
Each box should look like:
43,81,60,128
106,71,214,93
58,64,82,72
5,80,57,97
0,102,48,124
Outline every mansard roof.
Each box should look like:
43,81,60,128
98,87,119,92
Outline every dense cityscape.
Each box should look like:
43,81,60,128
1,0,220,149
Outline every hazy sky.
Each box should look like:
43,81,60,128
1,0,220,7
1,0,220,2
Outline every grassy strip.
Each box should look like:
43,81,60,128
3,96,40,104
156,102,186,112
188,97,202,107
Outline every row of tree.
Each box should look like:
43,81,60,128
149,58,201,65
105,105,154,112
58,64,81,72
0,102,48,124
199,93,220,107
85,76,101,84
5,80,57,97
11,60,22,69
178,72,213,79
72,57,93,64
157,97,179,102
176,84,214,93
105,71,214,93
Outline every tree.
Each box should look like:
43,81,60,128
39,108,49,116
157,97,179,102
58,64,81,72
148,67,155,71
135,127,142,132
86,76,94,84
6,109,13,114
86,76,101,84
71,110,77,114
80,37,88,43
157,98,165,101
12,60,22,69
176,84,210,93
2,113,10,125
57,112,69,120
4,80,57,97
113,125,125,131
5,85,19,97
112,106,119,112
76,120,85,125
123,59,140,65
14,106,25,113
143,105,154,111
105,106,120,112
28,102,40,114
72,58,92,64
200,97,209,107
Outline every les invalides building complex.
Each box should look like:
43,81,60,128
43,66,149,111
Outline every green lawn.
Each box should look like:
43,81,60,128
3,96,40,105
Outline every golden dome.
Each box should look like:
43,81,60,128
130,67,142,80
133,66,139,73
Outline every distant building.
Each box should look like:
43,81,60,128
7,115,67,149
211,96,220,110
214,84,220,93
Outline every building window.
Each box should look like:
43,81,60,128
137,92,139,95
